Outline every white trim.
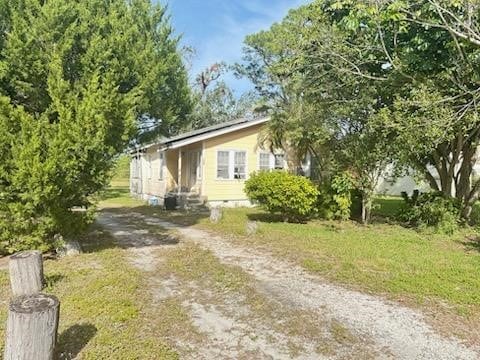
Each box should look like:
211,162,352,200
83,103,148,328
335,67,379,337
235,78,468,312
161,117,269,151
158,151,165,181
146,154,152,179
201,141,205,196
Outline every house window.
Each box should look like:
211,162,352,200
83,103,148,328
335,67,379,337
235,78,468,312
259,153,270,171
217,150,248,180
258,152,286,171
234,151,246,179
159,152,165,180
274,154,285,169
217,151,230,179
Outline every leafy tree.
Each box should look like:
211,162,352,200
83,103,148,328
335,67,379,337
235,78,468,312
0,0,191,253
189,63,258,129
237,3,394,223
238,0,480,223
330,0,480,219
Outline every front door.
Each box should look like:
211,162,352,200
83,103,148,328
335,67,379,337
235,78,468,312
188,151,201,193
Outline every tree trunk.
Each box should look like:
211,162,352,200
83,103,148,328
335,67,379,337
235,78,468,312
4,293,60,360
361,192,372,225
9,250,44,297
423,140,479,221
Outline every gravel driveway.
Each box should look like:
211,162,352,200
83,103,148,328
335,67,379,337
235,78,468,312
99,211,480,360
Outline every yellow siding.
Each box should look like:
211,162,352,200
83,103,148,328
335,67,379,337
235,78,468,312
203,124,265,201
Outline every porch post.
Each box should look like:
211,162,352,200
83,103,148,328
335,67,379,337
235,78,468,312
177,148,182,195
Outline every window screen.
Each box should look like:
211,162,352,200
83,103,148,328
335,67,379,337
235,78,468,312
217,151,230,179
259,153,270,171
159,152,164,180
234,151,246,179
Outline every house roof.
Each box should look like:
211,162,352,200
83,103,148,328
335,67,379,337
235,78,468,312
132,117,269,153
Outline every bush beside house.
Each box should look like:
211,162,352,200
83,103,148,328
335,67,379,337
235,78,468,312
244,171,319,222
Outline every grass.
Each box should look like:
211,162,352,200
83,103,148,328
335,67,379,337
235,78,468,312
0,226,179,359
198,207,480,319
373,196,404,219
97,186,142,208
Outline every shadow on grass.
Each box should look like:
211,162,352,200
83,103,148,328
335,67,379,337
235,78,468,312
99,187,130,201
101,205,209,227
76,204,209,254
44,273,65,288
56,323,97,359
246,212,288,223
460,235,480,252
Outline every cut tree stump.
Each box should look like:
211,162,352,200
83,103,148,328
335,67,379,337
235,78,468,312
210,207,223,223
4,293,60,360
9,250,44,297
56,240,82,257
246,221,258,235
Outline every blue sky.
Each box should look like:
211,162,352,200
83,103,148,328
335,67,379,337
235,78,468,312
163,0,308,95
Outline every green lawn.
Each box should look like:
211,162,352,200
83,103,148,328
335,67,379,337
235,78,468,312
373,196,404,219
199,207,480,318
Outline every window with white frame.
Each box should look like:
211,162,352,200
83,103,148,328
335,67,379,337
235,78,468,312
258,152,285,171
159,151,165,180
234,151,246,179
259,153,270,171
217,150,247,180
133,156,141,178
217,151,230,179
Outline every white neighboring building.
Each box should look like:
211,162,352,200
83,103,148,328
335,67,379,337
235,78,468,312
376,173,430,196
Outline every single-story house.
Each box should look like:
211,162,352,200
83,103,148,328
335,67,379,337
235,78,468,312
129,117,310,207
130,116,455,207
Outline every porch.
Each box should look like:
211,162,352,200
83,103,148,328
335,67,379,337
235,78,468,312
165,143,204,198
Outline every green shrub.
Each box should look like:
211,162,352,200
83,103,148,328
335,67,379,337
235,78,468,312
398,191,462,234
317,173,354,221
244,171,319,222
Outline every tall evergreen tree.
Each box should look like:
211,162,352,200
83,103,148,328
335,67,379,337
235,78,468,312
0,0,191,253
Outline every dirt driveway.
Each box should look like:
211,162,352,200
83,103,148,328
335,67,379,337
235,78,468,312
98,210,480,360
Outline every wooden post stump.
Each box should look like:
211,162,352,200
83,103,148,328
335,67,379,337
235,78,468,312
9,250,44,297
4,293,60,360
210,207,222,223
246,220,258,235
